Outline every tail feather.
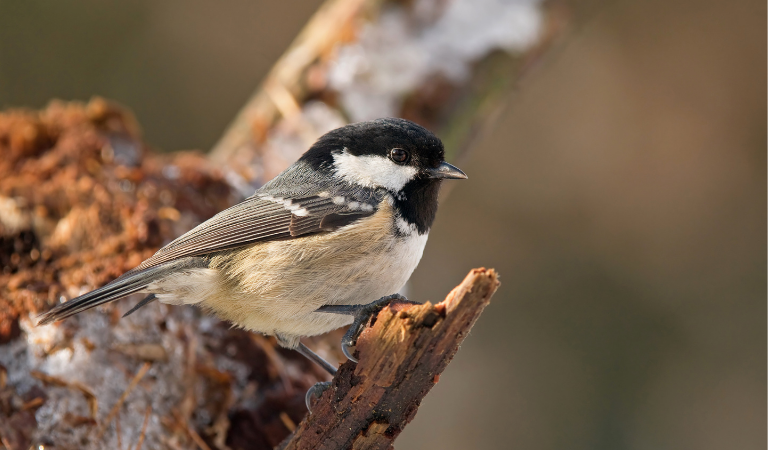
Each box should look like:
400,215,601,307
36,257,206,325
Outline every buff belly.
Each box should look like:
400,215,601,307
146,202,428,347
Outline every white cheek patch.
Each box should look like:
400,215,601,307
332,149,418,191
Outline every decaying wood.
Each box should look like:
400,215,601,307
278,268,500,450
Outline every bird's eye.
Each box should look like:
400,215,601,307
389,148,409,164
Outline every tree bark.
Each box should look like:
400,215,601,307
278,268,500,450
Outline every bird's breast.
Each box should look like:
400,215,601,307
202,200,428,329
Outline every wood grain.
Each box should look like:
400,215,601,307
278,268,500,450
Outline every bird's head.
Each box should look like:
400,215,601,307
300,118,466,193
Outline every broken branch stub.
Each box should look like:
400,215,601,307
278,268,500,450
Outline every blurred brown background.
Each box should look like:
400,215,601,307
1,0,764,449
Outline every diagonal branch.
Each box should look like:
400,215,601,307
278,268,500,450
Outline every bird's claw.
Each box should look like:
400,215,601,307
319,294,416,363
305,381,332,412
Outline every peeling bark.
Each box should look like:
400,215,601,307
279,268,500,450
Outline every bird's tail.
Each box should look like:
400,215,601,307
36,257,206,325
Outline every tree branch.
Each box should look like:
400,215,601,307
278,268,500,450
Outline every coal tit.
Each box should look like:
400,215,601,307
38,118,466,377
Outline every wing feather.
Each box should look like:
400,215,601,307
131,186,382,272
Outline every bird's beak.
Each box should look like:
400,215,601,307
426,161,468,180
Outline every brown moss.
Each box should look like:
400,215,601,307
0,98,234,343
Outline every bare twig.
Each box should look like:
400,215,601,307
279,411,297,432
252,334,295,394
173,410,214,450
187,425,213,450
133,405,152,450
278,268,500,450
30,370,99,419
116,412,123,450
95,362,151,440
20,397,44,411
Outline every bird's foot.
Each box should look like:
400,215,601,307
316,294,418,362
305,381,332,412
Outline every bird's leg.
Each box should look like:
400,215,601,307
279,337,337,412
295,342,337,376
315,293,418,363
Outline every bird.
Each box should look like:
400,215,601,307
37,118,466,404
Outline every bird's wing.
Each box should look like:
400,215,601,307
37,164,385,325
128,183,383,273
